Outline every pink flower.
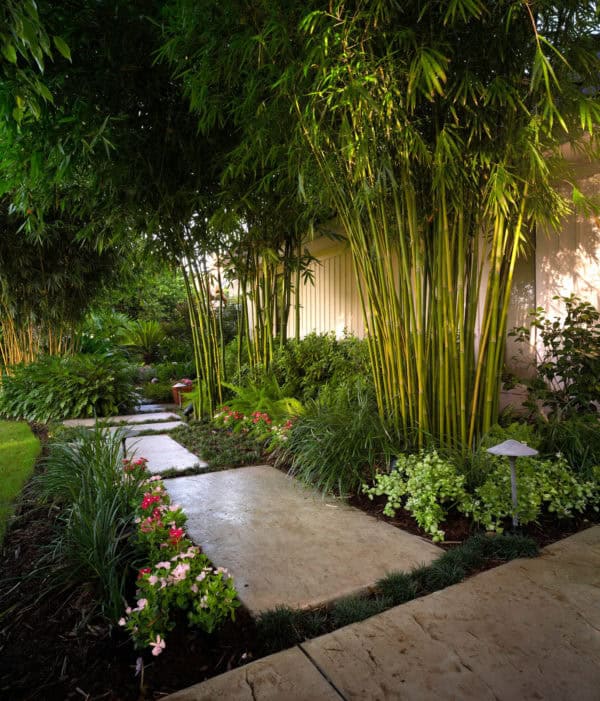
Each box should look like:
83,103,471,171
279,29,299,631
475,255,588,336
155,561,171,570
118,617,126,626
134,598,148,612
148,575,158,586
150,635,166,656
170,563,190,582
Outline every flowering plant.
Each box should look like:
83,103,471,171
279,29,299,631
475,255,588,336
120,468,239,655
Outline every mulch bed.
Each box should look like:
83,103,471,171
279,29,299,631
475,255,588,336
1,430,597,699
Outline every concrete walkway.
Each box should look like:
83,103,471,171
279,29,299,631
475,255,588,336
166,465,442,614
165,525,600,700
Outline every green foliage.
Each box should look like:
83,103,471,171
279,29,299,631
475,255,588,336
512,296,600,419
172,421,265,470
470,455,599,532
539,414,600,479
363,451,470,542
222,377,303,424
37,426,145,620
119,320,166,364
0,353,137,422
376,572,418,606
256,606,307,653
331,596,391,628
270,333,371,401
153,361,195,384
0,420,40,543
279,380,390,495
140,381,173,403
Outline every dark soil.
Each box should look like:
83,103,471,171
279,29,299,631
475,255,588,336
1,430,597,699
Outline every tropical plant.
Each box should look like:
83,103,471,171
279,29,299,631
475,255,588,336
119,319,166,364
160,0,600,452
221,376,303,424
0,353,137,421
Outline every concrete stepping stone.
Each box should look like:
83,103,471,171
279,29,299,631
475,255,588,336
165,465,442,614
162,648,341,701
136,402,177,413
108,421,185,437
63,411,179,427
125,434,207,474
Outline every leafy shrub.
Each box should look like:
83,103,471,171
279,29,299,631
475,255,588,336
363,451,470,541
470,455,599,532
0,354,137,422
271,332,371,401
153,361,195,383
141,380,173,403
278,379,390,495
511,295,600,418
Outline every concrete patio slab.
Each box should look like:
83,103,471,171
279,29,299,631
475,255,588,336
108,420,185,437
162,647,342,701
125,434,207,474
302,525,600,701
165,465,442,614
63,411,179,427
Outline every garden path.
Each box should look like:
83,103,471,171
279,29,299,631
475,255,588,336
61,403,206,474
165,465,443,614
163,525,600,701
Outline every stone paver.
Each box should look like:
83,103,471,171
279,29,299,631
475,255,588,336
165,465,442,613
63,411,179,427
162,648,342,701
108,420,185,437
164,526,600,701
125,434,207,474
302,525,600,701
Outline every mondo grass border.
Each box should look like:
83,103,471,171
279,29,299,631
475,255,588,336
256,533,538,654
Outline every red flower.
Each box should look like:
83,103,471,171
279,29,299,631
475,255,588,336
138,567,151,579
169,527,184,545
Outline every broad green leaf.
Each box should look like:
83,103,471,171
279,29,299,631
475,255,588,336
53,35,72,61
2,42,17,64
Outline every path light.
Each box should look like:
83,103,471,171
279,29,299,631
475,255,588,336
487,439,539,528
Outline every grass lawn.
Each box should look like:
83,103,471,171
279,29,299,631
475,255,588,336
0,420,40,543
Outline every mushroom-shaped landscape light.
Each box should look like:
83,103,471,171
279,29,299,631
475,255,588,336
487,439,538,528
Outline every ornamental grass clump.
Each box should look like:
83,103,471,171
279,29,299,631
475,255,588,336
120,474,239,656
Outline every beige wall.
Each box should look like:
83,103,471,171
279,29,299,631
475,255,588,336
287,237,365,339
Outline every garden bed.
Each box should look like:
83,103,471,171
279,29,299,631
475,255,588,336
1,424,598,700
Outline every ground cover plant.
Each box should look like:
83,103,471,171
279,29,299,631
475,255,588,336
0,420,40,543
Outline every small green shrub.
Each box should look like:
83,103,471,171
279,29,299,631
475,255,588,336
142,381,173,403
0,354,137,422
153,361,195,383
279,379,390,495
363,450,470,541
331,596,391,628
